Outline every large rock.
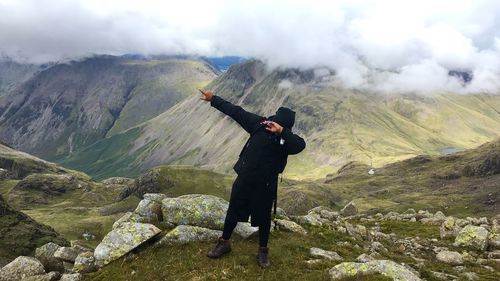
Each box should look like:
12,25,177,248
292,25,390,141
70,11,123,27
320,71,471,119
340,201,358,216
94,222,161,266
162,194,228,230
156,225,221,246
436,251,463,265
328,260,421,281
53,246,86,263
133,198,163,225
59,273,82,281
275,219,307,235
345,222,368,240
35,242,64,272
310,247,343,261
292,213,323,227
72,252,96,274
112,212,149,229
19,272,61,281
454,225,489,251
0,256,45,281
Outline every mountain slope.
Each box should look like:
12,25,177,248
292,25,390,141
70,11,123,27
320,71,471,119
0,56,217,160
60,60,500,180
0,59,41,97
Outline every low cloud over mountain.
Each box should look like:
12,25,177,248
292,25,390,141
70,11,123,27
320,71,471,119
1,0,500,92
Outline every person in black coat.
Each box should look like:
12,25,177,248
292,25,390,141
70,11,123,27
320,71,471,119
199,89,306,268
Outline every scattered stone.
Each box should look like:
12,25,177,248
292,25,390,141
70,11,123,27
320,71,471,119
340,201,358,216
304,259,323,265
20,271,61,281
275,219,307,235
156,225,221,246
461,272,479,281
436,251,463,265
439,217,462,239
345,222,367,240
59,273,82,281
328,260,421,281
162,194,228,230
370,241,388,253
356,253,376,263
431,271,458,280
234,222,259,239
54,246,86,263
35,242,64,272
292,213,323,227
309,247,343,261
0,256,45,281
454,225,489,251
94,222,161,266
72,252,96,274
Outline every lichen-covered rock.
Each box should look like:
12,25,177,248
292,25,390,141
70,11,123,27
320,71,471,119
292,213,323,227
143,193,167,203
0,256,45,281
436,251,463,265
72,252,96,274
59,273,82,281
94,222,161,266
134,198,163,225
310,247,343,261
421,217,446,226
35,242,64,272
112,212,148,229
454,225,489,251
234,222,259,239
308,206,339,221
20,271,61,281
328,260,421,281
440,217,462,239
161,194,228,230
340,201,358,216
275,219,307,235
54,246,87,263
156,225,221,246
489,225,500,249
101,177,134,185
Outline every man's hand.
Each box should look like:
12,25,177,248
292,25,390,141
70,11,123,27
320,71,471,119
261,120,283,135
199,89,213,102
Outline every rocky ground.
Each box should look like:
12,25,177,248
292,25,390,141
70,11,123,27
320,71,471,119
2,193,498,281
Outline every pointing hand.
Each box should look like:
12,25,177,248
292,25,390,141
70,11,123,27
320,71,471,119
199,89,213,102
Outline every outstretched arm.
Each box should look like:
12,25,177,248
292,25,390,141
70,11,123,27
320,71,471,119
199,89,263,134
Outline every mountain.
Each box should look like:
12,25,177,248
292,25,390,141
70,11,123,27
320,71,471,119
0,55,217,160
60,60,500,180
0,59,42,97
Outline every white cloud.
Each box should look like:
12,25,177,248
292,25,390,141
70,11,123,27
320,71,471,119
1,0,500,93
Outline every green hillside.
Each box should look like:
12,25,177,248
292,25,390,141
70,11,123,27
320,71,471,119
60,60,500,181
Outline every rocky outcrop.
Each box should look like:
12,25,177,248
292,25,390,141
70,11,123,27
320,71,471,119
275,219,307,235
0,256,45,281
340,201,358,216
94,222,161,266
309,247,343,261
454,225,489,251
436,250,463,265
34,243,64,273
328,260,421,281
156,225,222,246
162,194,228,230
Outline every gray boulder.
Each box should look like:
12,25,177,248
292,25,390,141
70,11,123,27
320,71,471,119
54,246,88,263
454,225,489,251
72,252,96,274
440,217,462,239
234,222,259,239
310,247,343,261
292,213,323,227
59,273,82,281
436,251,463,265
0,256,45,281
156,225,221,246
94,222,161,266
19,272,61,281
162,194,228,230
345,222,368,240
340,201,358,216
275,219,307,235
328,260,422,280
35,242,64,272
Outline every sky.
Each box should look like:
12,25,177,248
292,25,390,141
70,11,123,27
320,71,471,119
1,0,500,93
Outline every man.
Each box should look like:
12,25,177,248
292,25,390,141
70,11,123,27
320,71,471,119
199,89,306,268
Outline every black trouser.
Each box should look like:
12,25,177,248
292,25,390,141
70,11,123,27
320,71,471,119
222,213,271,247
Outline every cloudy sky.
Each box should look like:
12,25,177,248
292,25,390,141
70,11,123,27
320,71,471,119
1,0,500,93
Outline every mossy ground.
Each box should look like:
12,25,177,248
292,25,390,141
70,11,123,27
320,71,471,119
83,220,499,281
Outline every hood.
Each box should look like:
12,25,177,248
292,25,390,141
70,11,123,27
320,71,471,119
270,107,295,129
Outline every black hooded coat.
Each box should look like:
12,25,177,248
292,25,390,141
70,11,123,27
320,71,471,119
210,95,306,226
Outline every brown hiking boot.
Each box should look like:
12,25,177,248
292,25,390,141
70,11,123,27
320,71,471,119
257,247,270,268
207,237,231,258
